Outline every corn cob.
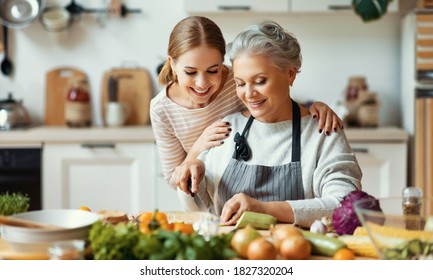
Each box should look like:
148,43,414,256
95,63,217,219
338,235,378,258
235,211,277,230
353,226,368,236
354,224,433,240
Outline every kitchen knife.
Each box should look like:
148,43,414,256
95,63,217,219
187,178,194,197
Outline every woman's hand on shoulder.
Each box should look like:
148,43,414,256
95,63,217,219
189,119,232,158
308,101,344,136
220,193,262,225
172,159,205,196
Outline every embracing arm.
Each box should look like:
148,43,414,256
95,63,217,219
309,101,344,135
186,119,231,161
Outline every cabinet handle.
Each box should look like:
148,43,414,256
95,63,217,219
352,148,369,154
328,5,352,10
218,5,251,11
81,143,116,149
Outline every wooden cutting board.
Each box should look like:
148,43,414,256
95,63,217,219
45,67,88,125
101,67,153,126
0,238,49,260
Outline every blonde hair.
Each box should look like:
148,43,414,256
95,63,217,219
159,16,226,85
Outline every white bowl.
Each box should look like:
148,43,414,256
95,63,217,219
0,209,100,253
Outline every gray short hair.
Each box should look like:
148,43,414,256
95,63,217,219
228,21,302,72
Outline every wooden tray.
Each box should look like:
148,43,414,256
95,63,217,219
0,239,48,260
101,67,153,126
44,67,88,125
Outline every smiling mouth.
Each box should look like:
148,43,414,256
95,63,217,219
248,99,266,108
191,87,211,95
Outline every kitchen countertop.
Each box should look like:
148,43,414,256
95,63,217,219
0,125,155,146
0,125,408,146
344,126,409,143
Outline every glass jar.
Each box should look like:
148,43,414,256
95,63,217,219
402,186,423,230
65,78,91,127
48,240,85,260
346,76,368,100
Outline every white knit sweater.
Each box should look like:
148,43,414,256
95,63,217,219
179,112,362,228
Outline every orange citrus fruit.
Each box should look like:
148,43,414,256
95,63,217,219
137,212,152,223
173,222,195,234
78,206,92,212
333,248,356,260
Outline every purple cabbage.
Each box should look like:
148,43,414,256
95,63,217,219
332,190,381,235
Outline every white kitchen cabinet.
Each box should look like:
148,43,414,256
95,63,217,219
183,0,290,13
154,154,183,212
346,127,409,201
43,142,157,214
291,0,398,13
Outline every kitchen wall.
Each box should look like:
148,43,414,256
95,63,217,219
0,0,403,127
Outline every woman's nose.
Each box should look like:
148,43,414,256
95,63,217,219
195,74,208,88
245,85,256,98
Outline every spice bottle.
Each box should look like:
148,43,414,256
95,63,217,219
402,186,423,230
65,78,91,127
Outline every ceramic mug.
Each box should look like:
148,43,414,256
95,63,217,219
105,102,130,127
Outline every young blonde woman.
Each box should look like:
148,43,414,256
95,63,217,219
174,20,362,228
150,16,344,194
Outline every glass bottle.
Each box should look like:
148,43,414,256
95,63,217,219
65,78,91,127
402,186,422,230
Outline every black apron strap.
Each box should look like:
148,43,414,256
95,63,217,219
291,100,301,162
232,115,255,160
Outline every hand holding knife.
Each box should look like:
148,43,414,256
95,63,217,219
187,177,194,197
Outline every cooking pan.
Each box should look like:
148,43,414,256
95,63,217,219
0,0,44,29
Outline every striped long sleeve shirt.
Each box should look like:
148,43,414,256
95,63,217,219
150,68,245,188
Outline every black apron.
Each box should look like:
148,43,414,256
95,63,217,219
217,100,305,208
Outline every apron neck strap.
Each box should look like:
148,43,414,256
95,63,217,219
232,115,255,160
233,100,301,162
291,99,301,162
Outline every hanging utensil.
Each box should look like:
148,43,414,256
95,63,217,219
65,0,141,21
1,24,12,76
0,0,44,29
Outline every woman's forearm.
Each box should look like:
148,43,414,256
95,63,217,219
260,201,294,223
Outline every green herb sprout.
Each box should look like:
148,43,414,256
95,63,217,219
0,192,30,216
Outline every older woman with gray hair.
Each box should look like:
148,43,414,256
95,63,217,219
176,21,362,228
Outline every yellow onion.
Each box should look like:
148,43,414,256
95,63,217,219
231,224,260,258
247,237,278,260
271,225,303,250
280,236,311,260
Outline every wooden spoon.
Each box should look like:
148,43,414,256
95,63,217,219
0,215,64,230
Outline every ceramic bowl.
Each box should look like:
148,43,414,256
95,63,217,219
0,209,100,253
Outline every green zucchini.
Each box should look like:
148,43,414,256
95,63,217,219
302,230,346,257
235,211,277,230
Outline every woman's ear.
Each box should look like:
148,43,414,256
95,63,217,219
288,68,297,86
